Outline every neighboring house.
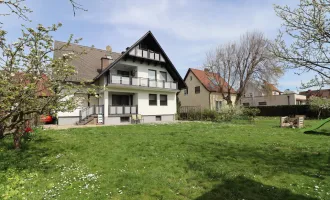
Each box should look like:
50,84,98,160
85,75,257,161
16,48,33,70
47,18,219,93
178,68,236,111
54,31,185,125
240,82,306,106
299,89,330,99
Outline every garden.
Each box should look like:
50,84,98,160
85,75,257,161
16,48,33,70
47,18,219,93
1,118,329,200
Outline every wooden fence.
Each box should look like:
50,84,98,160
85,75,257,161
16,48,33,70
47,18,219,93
178,106,202,120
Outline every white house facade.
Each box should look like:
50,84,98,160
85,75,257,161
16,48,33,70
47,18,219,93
55,31,185,125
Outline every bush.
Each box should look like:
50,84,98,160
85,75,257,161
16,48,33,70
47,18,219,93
242,107,260,122
201,109,218,121
187,110,202,121
217,105,243,122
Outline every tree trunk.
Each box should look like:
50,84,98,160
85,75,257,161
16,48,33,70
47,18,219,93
227,100,233,107
235,92,242,106
318,110,321,120
13,128,22,150
0,124,4,139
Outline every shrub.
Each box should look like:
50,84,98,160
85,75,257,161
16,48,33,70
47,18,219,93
217,105,243,122
187,110,202,121
242,107,260,122
201,109,218,121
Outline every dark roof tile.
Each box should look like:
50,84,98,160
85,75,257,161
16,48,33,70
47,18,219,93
53,41,121,82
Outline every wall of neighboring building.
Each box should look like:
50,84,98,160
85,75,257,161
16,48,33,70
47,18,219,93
210,93,237,110
244,83,264,97
240,93,306,106
178,71,210,109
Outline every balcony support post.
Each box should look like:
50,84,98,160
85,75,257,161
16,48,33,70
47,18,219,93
104,90,109,117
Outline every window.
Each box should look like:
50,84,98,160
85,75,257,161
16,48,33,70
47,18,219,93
160,71,167,82
112,95,130,106
215,101,222,111
243,103,250,107
190,76,192,81
184,89,188,96
195,86,200,94
160,95,167,106
156,116,162,121
258,102,267,106
148,69,156,80
120,117,130,123
149,94,157,105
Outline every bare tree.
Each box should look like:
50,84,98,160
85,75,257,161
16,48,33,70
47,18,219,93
0,0,86,22
272,0,330,89
204,31,283,105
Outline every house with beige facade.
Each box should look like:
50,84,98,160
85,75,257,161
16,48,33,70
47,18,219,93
240,82,307,106
54,31,185,125
178,68,236,111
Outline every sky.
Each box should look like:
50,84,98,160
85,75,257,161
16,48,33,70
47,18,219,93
0,0,317,92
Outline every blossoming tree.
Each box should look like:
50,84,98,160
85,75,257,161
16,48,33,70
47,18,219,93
309,96,330,119
0,0,94,149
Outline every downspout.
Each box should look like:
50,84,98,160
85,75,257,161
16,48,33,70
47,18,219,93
209,91,211,110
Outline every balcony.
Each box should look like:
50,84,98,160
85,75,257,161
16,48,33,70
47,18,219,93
108,105,137,115
108,74,178,90
128,47,165,62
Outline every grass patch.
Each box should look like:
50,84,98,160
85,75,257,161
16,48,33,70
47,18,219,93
1,118,330,199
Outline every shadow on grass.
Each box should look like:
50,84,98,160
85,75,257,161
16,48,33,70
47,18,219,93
195,176,317,200
0,135,61,171
304,130,330,136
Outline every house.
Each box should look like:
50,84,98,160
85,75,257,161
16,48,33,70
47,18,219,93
54,31,185,125
178,68,236,111
240,82,307,106
299,89,330,99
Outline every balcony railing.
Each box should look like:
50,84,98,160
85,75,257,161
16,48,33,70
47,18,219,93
108,105,138,115
79,105,104,122
108,74,177,90
128,47,165,62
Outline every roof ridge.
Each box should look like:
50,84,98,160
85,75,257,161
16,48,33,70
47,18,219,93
54,40,121,54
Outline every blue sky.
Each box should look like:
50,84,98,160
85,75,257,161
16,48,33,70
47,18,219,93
0,0,316,92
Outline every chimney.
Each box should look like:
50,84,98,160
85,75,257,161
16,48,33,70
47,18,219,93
100,45,113,72
101,56,110,72
204,68,209,73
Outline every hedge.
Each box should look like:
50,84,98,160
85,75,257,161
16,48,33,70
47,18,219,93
251,105,330,119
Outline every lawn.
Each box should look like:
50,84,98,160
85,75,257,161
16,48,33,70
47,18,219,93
0,118,330,200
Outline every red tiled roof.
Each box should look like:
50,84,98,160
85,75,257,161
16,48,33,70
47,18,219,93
263,81,282,93
300,89,330,99
187,68,236,93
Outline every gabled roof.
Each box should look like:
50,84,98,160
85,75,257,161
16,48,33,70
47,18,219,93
94,31,186,89
263,81,282,93
53,41,121,82
185,68,236,93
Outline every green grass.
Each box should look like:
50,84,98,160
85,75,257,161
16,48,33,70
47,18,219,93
1,118,330,200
